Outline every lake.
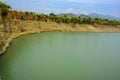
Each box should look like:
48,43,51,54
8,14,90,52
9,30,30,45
0,32,120,80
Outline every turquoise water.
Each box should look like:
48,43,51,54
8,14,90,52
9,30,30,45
0,32,120,80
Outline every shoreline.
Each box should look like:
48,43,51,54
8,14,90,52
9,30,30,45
0,21,120,55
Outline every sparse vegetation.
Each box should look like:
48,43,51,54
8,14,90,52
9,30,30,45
0,1,11,18
47,13,120,26
0,1,120,55
0,1,120,26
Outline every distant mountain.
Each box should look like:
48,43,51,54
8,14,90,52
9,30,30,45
79,14,89,18
87,13,120,21
58,13,78,17
57,13,120,21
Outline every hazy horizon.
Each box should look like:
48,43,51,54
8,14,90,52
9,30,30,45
1,0,120,17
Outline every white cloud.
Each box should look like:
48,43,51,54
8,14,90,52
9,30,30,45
64,0,119,4
91,11,103,14
81,11,89,15
65,8,74,13
39,8,62,14
80,10,104,15
40,8,75,14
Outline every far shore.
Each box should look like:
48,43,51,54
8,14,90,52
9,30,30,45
0,21,120,55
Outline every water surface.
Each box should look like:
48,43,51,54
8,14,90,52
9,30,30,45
0,32,120,80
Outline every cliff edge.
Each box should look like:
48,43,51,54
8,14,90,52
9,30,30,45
0,11,120,55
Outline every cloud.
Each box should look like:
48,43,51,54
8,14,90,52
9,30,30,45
64,0,120,4
40,8,74,14
65,8,74,13
39,8,62,14
91,11,103,14
79,10,104,15
80,11,89,15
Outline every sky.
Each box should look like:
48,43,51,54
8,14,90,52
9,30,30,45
0,0,120,17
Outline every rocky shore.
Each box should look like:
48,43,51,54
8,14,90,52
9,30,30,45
0,20,120,55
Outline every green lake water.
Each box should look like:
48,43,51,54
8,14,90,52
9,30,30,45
0,32,120,80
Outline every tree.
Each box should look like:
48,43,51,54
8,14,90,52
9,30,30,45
49,12,56,17
0,2,11,37
0,1,11,18
64,14,67,17
94,18,103,24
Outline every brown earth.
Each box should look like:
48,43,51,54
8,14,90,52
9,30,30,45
0,11,120,55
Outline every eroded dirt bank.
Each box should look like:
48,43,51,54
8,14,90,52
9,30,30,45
0,20,120,55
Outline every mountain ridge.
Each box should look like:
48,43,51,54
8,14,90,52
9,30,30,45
88,13,120,21
57,13,120,21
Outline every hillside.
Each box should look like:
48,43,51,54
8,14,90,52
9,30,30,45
0,10,120,55
88,13,120,21
58,13,78,17
58,12,120,21
0,1,120,55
